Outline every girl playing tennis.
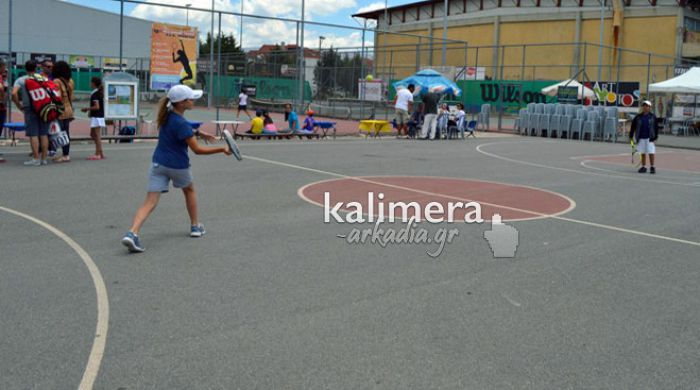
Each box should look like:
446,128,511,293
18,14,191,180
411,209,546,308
121,85,231,253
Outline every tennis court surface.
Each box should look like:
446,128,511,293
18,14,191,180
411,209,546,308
1,134,699,389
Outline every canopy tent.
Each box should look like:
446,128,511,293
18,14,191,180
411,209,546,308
393,69,462,97
541,79,595,99
648,67,700,94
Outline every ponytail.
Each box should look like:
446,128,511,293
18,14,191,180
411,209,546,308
156,96,170,129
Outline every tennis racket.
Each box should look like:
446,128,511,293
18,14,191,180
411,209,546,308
630,140,640,167
223,130,243,161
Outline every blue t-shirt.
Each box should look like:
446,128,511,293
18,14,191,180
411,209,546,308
639,114,651,139
288,111,299,130
152,111,194,169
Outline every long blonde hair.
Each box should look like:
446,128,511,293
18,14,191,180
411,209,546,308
156,96,170,129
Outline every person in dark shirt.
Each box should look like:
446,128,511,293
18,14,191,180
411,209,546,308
172,40,193,84
81,77,106,160
629,100,659,174
420,91,441,139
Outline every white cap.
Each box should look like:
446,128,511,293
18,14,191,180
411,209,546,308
642,100,652,107
167,84,203,103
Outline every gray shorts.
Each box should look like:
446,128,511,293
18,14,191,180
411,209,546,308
395,109,409,125
148,163,193,193
24,109,49,137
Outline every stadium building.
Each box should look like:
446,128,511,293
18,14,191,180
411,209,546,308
354,0,700,87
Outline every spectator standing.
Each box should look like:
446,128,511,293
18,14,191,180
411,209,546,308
52,61,74,162
393,84,414,138
81,77,105,160
420,90,441,140
12,60,49,166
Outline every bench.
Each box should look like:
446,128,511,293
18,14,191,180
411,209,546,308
234,131,320,140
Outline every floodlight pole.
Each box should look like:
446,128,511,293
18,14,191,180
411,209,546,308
298,0,306,113
598,0,604,85
239,0,244,49
442,0,447,66
7,0,13,121
208,0,214,108
119,0,124,71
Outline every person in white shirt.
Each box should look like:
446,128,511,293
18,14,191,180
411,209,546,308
236,90,251,120
393,84,415,138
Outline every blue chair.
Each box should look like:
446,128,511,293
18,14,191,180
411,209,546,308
3,122,26,146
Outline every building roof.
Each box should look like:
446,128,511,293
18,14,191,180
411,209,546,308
247,44,320,59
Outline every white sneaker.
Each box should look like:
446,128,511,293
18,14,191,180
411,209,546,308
41,160,49,166
24,159,41,166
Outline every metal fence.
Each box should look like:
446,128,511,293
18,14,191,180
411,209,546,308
4,0,699,127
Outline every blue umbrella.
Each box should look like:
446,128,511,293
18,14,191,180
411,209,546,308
393,69,462,97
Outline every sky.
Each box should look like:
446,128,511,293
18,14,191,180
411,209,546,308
61,0,408,50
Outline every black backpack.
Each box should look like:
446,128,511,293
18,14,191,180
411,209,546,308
118,126,136,143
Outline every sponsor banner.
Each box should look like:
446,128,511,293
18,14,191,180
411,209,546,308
69,55,96,68
150,22,198,90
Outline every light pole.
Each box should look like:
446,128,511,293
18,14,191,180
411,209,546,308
442,0,448,66
239,0,244,49
318,36,325,54
318,36,325,95
598,0,604,85
185,3,192,26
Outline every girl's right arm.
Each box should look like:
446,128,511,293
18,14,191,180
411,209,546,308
185,136,231,155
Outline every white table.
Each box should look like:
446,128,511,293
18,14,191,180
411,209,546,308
212,120,244,139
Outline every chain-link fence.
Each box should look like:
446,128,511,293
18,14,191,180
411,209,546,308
3,0,698,135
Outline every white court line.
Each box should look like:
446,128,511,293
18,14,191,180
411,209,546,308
297,175,577,223
0,138,385,155
476,141,700,188
245,154,700,247
0,206,109,390
579,160,700,181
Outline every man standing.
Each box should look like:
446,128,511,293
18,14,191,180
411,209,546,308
393,84,414,138
420,89,441,140
629,100,659,174
12,60,49,166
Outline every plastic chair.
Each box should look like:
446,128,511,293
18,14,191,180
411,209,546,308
466,120,477,138
478,104,490,131
549,114,562,138
436,113,449,139
559,115,573,139
570,109,587,140
582,111,599,141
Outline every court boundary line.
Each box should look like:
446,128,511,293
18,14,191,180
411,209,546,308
297,175,576,223
476,141,700,188
0,206,109,390
579,160,700,180
245,154,700,247
577,157,700,175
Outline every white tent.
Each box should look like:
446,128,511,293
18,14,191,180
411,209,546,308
541,79,595,99
648,67,700,94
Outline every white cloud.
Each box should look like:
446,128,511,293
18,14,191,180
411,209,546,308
127,0,370,50
355,1,385,14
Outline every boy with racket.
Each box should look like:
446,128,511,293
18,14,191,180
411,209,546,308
121,85,231,253
629,100,659,174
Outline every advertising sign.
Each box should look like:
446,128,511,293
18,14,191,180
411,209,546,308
150,22,198,90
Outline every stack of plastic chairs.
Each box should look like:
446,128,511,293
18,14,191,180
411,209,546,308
549,104,564,138
478,104,491,131
582,110,600,141
570,108,587,140
602,106,619,142
516,108,530,135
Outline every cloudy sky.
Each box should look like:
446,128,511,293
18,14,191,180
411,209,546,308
62,0,405,50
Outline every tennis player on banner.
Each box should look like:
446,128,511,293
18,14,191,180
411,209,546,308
121,85,231,253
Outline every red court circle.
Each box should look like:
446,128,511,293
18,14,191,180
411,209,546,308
299,176,575,222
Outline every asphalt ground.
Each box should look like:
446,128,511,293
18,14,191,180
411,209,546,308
1,133,699,389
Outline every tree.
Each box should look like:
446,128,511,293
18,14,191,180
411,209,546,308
199,33,244,55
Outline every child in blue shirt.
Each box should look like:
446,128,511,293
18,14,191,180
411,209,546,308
121,85,231,253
